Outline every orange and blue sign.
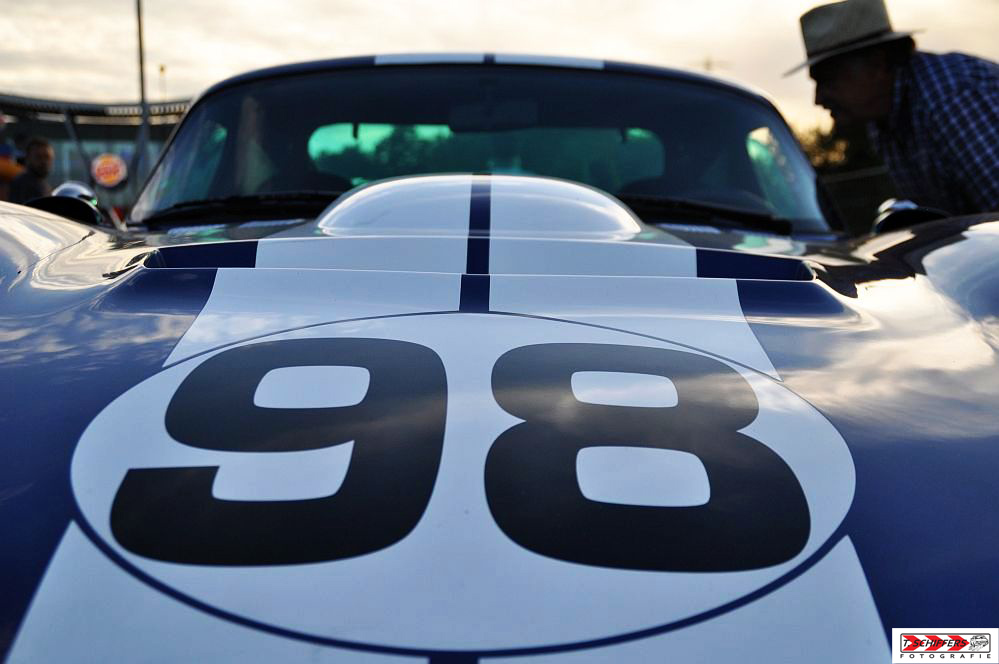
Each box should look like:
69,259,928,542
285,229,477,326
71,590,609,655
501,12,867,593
90,153,128,188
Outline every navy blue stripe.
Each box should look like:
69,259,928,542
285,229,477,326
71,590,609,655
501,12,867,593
460,178,491,312
737,280,853,319
465,236,490,275
154,240,258,268
696,249,813,281
459,274,490,313
484,53,496,65
429,655,479,663
467,178,491,272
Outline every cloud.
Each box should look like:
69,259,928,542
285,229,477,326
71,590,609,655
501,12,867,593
2,0,997,129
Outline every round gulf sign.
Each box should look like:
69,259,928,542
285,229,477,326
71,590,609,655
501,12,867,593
71,313,855,654
90,153,127,188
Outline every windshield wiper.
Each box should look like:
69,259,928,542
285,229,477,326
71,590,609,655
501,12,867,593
615,193,794,235
139,191,344,227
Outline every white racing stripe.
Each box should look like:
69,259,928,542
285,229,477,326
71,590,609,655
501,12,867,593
489,239,697,277
72,314,853,652
489,274,780,379
258,235,697,277
255,237,471,272
488,538,887,663
487,176,644,237
164,269,461,365
493,54,604,70
273,174,475,240
7,525,417,664
374,53,485,65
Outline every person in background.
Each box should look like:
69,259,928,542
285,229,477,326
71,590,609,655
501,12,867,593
12,133,28,166
0,143,24,202
9,136,55,204
787,0,999,215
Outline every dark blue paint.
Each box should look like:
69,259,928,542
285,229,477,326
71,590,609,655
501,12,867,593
0,214,91,285
199,56,377,101
740,224,999,636
747,318,999,632
738,280,853,318
0,267,216,651
155,240,258,268
696,248,813,281
202,54,766,112
917,222,999,322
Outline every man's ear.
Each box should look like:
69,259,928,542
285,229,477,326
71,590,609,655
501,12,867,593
862,45,893,79
861,46,897,119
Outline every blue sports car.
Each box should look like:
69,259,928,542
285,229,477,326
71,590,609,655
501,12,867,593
2,54,997,663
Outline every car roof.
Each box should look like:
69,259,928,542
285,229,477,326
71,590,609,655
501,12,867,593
199,52,777,111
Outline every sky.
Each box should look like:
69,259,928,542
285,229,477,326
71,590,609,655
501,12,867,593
2,0,998,130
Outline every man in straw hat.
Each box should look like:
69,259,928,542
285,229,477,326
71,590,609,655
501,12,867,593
788,0,999,215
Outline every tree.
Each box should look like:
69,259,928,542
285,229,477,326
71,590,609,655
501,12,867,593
796,122,883,175
797,123,895,233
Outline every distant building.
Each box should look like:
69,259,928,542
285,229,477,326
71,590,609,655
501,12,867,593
0,93,189,207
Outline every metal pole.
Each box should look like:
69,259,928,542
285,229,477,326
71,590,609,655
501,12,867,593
62,109,93,187
132,0,151,194
137,0,146,110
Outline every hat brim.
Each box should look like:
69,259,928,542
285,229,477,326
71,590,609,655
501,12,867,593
783,29,919,77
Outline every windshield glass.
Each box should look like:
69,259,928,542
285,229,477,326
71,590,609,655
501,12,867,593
132,65,829,232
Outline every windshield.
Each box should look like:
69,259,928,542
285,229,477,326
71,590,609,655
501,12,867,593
132,65,829,232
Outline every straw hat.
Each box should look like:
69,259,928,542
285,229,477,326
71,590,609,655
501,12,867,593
785,0,917,76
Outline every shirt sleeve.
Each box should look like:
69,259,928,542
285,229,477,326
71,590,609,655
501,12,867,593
931,83,999,213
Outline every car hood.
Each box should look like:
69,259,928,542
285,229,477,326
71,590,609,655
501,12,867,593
2,175,999,661
140,174,822,257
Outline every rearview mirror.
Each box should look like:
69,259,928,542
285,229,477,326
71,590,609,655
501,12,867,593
449,99,539,132
25,180,105,226
872,198,949,234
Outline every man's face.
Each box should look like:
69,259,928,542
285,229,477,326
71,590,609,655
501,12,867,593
810,49,893,128
26,144,54,177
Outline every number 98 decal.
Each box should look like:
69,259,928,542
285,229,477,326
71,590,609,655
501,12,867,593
112,338,447,566
71,314,854,651
487,343,809,572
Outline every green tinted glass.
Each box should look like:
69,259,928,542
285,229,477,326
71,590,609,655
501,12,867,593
307,123,663,190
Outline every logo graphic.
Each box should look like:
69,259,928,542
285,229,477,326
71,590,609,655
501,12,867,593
893,629,998,662
90,153,128,188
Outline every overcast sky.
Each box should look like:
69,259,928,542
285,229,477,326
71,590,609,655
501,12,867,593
2,0,997,130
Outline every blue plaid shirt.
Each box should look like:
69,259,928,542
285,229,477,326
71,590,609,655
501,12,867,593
869,51,999,215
